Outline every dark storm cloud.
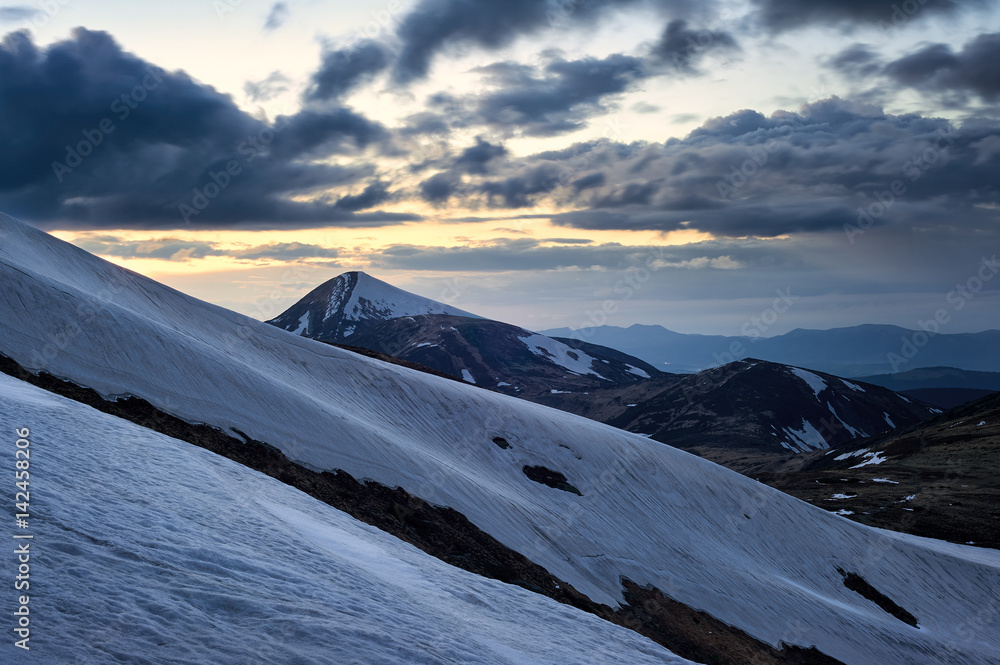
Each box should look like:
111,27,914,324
331,181,391,211
419,172,456,203
883,33,1000,102
750,0,984,31
480,164,564,208
650,19,739,74
0,29,412,230
826,43,882,78
454,137,507,174
306,41,391,102
571,172,606,192
390,0,712,84
263,2,289,31
426,54,648,137
413,137,507,203
428,96,1000,238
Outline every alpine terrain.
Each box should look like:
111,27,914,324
1,211,999,665
269,271,664,398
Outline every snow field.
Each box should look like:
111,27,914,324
0,374,693,665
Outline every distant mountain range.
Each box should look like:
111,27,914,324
540,324,1000,376
269,272,939,465
855,367,1000,409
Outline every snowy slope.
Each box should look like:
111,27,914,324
267,270,481,341
2,212,1000,665
0,374,692,664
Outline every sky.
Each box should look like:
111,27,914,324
0,0,998,335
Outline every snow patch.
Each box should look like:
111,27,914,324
883,413,896,429
518,333,606,380
783,419,829,452
626,365,650,379
840,379,865,392
461,369,476,384
827,403,861,437
293,311,310,335
789,367,828,399
835,448,869,461
850,452,888,468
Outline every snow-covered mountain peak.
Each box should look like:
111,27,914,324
268,270,481,341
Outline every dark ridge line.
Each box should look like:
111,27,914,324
837,568,919,627
0,352,844,665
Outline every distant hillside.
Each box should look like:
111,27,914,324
756,391,1000,549
541,324,1000,376
855,366,1000,409
344,313,663,398
537,359,938,468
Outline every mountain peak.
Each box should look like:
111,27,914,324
268,270,480,341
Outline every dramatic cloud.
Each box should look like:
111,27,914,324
263,2,289,31
307,41,391,102
418,96,1000,239
370,237,806,276
751,0,984,32
390,0,710,84
883,33,1000,102
826,43,882,78
426,53,648,137
650,19,739,74
454,137,507,174
0,29,412,230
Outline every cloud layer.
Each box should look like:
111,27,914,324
0,29,411,229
